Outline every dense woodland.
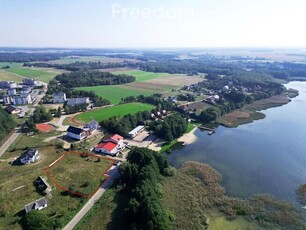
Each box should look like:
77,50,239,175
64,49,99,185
54,71,135,88
0,107,16,140
119,147,173,229
149,114,188,142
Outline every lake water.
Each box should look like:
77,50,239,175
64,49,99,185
167,81,306,204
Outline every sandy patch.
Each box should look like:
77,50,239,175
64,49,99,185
178,127,198,145
148,139,165,152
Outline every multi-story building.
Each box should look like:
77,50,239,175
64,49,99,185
0,81,18,89
12,94,32,105
23,78,38,86
53,92,66,103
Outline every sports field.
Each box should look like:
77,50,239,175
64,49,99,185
74,102,154,123
77,70,202,104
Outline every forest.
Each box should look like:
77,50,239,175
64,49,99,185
54,71,135,88
149,114,188,142
118,147,173,229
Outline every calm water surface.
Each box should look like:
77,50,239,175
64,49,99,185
167,82,306,204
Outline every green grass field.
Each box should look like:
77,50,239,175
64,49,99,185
0,70,24,82
113,70,170,82
77,70,173,104
0,62,63,83
75,103,154,123
77,85,156,104
46,152,112,197
0,147,88,229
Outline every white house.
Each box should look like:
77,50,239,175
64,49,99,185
66,126,89,141
19,149,40,165
12,94,32,105
53,92,67,103
84,120,100,132
95,134,124,156
24,197,48,214
128,126,145,138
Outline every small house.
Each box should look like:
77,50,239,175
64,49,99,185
128,126,145,138
24,197,48,214
66,126,89,141
5,105,21,114
20,149,40,165
84,120,100,132
34,176,52,193
66,97,89,106
94,134,124,156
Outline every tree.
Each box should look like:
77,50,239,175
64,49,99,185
23,211,55,230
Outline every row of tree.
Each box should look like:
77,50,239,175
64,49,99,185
24,61,127,71
119,147,173,229
0,107,16,140
55,70,135,88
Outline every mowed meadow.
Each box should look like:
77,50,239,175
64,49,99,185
0,62,65,83
74,102,154,123
77,70,203,104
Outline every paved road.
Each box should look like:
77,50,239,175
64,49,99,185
63,166,120,230
0,131,21,157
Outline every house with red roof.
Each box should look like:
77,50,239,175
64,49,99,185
94,134,124,156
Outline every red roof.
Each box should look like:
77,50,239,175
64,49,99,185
110,134,123,142
95,142,117,152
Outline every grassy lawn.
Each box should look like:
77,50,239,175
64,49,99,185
113,70,170,82
5,67,60,83
77,85,156,104
7,131,62,151
0,147,88,229
0,70,24,82
75,103,154,123
46,152,112,197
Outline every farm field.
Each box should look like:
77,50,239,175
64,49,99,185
74,102,154,123
0,147,87,229
113,70,170,82
77,70,203,104
0,62,64,83
45,152,113,197
0,69,24,82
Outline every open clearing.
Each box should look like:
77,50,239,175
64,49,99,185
0,147,89,229
36,123,55,132
45,152,113,198
74,102,154,123
77,70,203,104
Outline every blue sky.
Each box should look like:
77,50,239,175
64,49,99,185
0,0,306,48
